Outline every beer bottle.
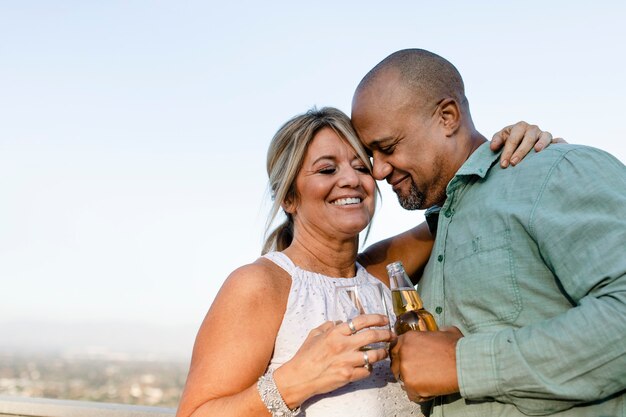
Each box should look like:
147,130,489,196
386,261,438,334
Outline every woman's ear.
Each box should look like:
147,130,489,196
438,98,461,137
282,194,297,214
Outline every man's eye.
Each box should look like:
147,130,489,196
380,144,395,154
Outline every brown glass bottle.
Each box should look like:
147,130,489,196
386,261,438,334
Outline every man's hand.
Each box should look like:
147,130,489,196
390,327,463,402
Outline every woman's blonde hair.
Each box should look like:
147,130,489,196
262,107,376,254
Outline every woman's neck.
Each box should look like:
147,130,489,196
283,231,359,278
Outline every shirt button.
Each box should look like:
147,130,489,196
444,209,453,218
435,306,443,314
437,254,444,262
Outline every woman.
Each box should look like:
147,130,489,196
176,108,557,417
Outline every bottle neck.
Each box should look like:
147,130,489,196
388,271,413,290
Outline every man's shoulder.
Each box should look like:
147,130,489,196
533,143,617,160
478,144,625,199
499,144,623,175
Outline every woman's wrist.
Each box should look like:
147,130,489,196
257,368,301,416
272,363,315,410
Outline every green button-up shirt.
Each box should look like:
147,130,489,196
419,142,626,416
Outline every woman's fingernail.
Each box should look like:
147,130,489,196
510,157,519,165
501,159,509,168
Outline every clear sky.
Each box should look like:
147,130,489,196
1,1,625,357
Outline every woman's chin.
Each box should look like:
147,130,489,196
332,221,370,238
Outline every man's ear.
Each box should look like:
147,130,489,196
438,98,461,137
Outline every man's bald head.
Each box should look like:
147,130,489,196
354,49,468,114
351,49,482,210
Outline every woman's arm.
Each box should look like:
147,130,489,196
176,259,393,417
359,222,434,286
176,260,290,417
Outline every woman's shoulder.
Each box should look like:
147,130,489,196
219,256,292,302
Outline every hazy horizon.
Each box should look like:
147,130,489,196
0,319,196,361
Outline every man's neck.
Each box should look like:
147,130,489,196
431,129,488,208
466,130,488,160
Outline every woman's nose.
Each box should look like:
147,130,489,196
338,166,360,187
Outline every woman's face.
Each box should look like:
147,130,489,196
286,127,376,240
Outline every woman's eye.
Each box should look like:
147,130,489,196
355,166,370,173
319,167,336,174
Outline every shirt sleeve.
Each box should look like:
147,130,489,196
456,147,626,415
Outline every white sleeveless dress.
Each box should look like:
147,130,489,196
264,251,424,417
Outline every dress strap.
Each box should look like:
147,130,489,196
263,251,297,275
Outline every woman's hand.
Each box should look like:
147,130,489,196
491,121,567,168
274,314,393,408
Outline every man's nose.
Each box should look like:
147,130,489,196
372,156,392,181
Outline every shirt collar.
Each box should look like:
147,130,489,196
454,141,501,180
445,141,501,196
430,142,501,230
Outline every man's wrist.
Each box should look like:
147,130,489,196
456,332,501,399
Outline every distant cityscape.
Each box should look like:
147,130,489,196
0,350,189,408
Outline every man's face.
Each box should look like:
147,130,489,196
351,72,450,210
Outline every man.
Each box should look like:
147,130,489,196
351,49,626,416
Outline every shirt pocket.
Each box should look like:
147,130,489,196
445,229,522,332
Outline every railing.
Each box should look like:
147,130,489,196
0,396,175,417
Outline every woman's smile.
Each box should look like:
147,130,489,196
330,197,363,206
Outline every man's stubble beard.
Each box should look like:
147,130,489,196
396,155,449,211
397,180,425,210
396,178,447,211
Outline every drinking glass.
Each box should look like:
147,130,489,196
333,282,392,350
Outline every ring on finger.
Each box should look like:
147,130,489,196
347,319,357,335
362,351,372,370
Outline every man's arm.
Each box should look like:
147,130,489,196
457,147,626,414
